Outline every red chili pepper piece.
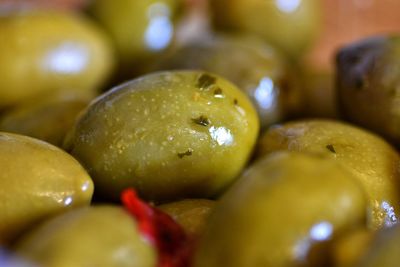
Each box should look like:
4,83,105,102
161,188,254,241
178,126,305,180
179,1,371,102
121,188,192,267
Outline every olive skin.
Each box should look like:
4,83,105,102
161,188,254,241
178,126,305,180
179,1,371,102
0,132,93,244
193,152,366,267
65,71,259,202
151,35,302,129
89,0,181,73
14,206,157,267
258,120,400,229
0,11,114,107
0,91,92,146
158,199,215,237
209,0,321,59
337,36,400,145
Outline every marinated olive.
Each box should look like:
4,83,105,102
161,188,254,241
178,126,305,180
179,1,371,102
65,71,259,202
14,206,156,267
258,119,400,229
209,0,321,59
193,152,366,267
0,91,92,146
0,11,114,107
158,199,215,237
89,0,182,75
0,132,93,244
151,35,302,129
336,36,400,145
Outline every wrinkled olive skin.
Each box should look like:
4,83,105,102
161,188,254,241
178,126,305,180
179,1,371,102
332,228,374,267
158,199,215,237
193,152,366,267
89,0,181,74
209,0,321,59
258,120,400,229
356,225,400,267
14,206,157,267
65,71,259,202
0,91,92,146
0,132,93,244
337,36,400,145
0,11,114,107
152,35,302,129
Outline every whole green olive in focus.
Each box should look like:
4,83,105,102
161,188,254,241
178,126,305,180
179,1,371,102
336,36,400,146
0,91,92,146
64,71,259,202
151,35,302,129
89,0,182,74
193,151,366,267
209,0,321,59
258,119,400,229
14,206,157,267
158,199,215,238
0,11,114,108
0,132,93,244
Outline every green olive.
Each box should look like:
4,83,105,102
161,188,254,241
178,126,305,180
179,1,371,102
193,151,366,267
151,35,302,129
89,0,181,73
65,71,259,202
0,11,114,107
0,132,93,244
209,0,321,59
336,36,400,145
0,91,92,146
258,119,400,229
14,206,157,267
158,199,215,237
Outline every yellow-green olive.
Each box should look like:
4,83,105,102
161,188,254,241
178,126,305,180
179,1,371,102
336,36,400,145
65,71,259,202
158,199,215,237
0,11,114,107
193,151,366,267
258,119,400,229
14,206,157,267
209,0,321,59
151,35,302,129
0,91,92,146
0,132,93,244
89,0,182,74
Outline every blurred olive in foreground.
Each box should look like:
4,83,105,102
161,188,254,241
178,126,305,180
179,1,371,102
158,199,215,238
152,35,302,129
209,0,321,59
14,206,156,267
337,36,400,145
0,11,114,107
258,120,400,229
0,91,92,146
65,71,259,202
0,132,93,244
193,152,366,267
89,0,182,74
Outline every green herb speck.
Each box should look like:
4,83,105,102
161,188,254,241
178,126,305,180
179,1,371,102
326,144,336,154
178,149,193,158
192,115,211,127
197,74,216,90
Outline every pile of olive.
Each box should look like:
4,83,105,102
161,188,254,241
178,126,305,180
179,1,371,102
0,1,399,267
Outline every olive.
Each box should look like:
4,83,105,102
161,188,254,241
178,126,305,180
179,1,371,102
14,206,157,267
64,71,259,202
209,0,321,59
0,91,92,146
89,0,182,75
0,132,93,244
0,11,114,108
258,119,400,229
151,35,302,129
336,36,400,145
193,151,366,267
158,199,215,238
